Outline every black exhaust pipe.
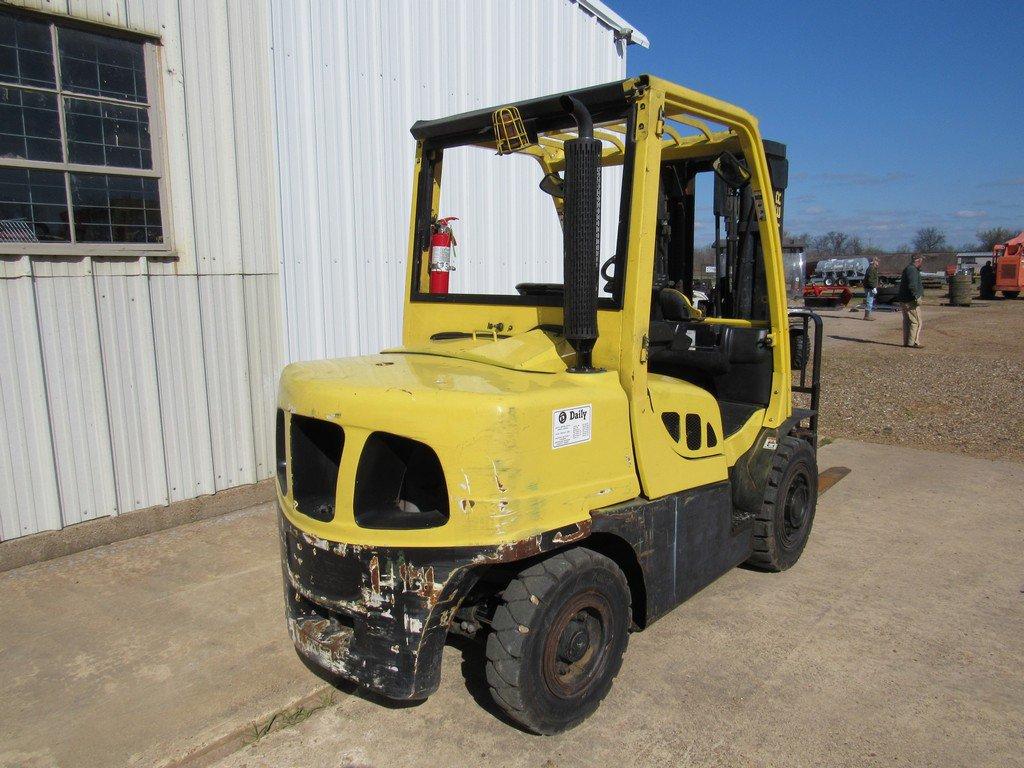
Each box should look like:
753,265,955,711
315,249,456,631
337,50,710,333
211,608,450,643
560,96,601,373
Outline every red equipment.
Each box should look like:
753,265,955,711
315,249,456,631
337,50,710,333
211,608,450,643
993,231,1024,299
429,217,458,294
803,283,852,308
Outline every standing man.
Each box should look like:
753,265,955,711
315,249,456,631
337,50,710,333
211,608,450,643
898,254,925,348
863,256,880,320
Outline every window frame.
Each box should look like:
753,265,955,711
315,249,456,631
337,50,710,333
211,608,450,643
0,9,172,256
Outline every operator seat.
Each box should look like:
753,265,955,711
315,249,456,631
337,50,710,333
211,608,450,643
658,287,704,322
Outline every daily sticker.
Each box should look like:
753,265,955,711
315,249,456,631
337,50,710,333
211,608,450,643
552,404,592,449
763,436,779,450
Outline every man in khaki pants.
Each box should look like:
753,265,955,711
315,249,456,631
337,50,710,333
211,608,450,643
897,255,925,348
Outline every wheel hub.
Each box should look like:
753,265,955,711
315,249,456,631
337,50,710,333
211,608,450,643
557,617,591,663
541,592,612,699
782,473,811,544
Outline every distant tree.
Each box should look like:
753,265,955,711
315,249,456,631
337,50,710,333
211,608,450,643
912,227,948,253
809,231,862,259
976,227,1017,251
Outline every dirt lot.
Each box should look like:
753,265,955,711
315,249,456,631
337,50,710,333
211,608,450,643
815,290,1024,463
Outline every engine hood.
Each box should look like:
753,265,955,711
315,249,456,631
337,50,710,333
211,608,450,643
277,349,640,548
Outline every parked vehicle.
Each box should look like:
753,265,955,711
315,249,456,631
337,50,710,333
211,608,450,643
809,257,869,287
993,232,1024,299
803,283,852,308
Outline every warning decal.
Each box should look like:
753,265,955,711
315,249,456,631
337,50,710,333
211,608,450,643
552,404,592,449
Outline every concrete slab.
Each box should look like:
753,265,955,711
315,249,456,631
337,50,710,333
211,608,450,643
1,441,1021,768
208,441,1024,768
0,503,324,768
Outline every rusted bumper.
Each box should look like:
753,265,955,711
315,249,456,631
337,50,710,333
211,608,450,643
279,513,590,700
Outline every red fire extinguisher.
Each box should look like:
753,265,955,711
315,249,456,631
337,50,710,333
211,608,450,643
429,217,458,294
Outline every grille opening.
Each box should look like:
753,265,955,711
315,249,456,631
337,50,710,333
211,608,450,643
706,423,718,448
685,413,703,451
354,432,449,530
275,409,287,492
291,415,344,522
661,412,680,442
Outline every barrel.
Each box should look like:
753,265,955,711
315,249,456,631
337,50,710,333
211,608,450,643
949,273,973,306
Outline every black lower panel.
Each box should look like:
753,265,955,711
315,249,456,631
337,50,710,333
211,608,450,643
719,401,761,438
591,482,752,626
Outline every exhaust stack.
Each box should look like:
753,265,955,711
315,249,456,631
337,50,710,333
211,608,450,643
560,96,601,373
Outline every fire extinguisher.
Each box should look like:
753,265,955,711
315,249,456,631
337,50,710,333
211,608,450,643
429,217,458,294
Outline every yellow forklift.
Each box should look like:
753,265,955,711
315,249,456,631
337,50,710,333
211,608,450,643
276,75,822,734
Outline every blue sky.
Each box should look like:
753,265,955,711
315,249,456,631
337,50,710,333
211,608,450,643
621,0,1023,250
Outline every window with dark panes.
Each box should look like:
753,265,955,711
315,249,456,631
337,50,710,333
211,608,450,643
0,9,167,249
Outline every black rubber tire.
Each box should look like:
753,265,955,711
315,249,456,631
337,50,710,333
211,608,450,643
485,548,630,735
746,435,818,572
1003,291,1020,299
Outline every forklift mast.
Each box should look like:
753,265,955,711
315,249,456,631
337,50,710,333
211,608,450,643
713,141,789,320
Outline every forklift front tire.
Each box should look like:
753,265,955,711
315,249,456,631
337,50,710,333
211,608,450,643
747,435,818,572
485,548,631,735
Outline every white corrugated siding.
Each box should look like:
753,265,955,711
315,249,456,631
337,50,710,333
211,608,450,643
0,0,282,540
0,0,634,540
33,275,118,524
0,278,61,539
272,0,631,363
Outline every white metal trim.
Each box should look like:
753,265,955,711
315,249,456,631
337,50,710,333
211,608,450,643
575,0,650,48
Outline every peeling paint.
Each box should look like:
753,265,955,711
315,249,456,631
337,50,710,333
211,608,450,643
490,460,508,494
281,514,594,701
368,555,381,594
552,522,589,545
398,563,443,607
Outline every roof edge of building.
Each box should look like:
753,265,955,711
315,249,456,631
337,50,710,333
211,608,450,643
576,0,650,48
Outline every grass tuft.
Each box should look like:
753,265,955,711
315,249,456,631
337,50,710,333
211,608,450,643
247,691,336,744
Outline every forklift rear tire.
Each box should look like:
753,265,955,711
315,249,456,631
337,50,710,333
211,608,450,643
746,435,817,572
1003,291,1020,299
484,548,630,735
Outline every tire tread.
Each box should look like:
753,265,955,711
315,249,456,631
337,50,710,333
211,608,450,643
745,435,817,571
484,548,629,734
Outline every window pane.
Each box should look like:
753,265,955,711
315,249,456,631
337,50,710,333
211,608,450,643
65,96,151,168
0,86,61,161
58,27,146,103
0,167,70,242
70,172,162,243
0,11,56,88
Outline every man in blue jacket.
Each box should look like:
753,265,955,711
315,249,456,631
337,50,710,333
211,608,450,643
897,254,925,348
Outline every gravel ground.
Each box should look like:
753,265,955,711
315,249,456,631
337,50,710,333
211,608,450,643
813,289,1024,463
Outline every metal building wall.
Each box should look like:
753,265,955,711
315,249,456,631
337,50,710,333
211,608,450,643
0,0,283,540
271,0,635,364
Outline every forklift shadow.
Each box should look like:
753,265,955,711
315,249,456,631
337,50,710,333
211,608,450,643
447,634,534,733
827,335,904,348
